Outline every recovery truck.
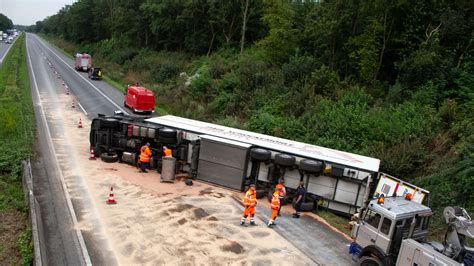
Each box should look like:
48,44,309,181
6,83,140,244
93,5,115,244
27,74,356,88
90,113,381,216
348,175,474,265
74,53,92,72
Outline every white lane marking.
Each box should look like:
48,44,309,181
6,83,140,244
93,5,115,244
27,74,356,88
77,101,88,116
26,35,92,266
32,35,129,115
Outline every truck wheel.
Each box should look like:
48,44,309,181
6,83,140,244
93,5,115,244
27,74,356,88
299,159,324,174
94,145,103,157
255,189,266,199
359,256,383,266
100,118,119,129
159,128,177,138
250,148,271,161
274,154,295,167
159,136,177,144
101,153,119,163
292,199,314,212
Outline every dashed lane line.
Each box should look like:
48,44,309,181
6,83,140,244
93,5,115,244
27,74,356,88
26,34,92,266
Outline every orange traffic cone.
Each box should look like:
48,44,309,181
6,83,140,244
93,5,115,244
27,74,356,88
106,187,117,205
77,118,83,128
66,89,70,95
89,147,96,160
71,99,76,108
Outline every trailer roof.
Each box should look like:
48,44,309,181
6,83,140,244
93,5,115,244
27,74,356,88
146,115,380,172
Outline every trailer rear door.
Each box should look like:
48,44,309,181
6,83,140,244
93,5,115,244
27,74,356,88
197,135,251,190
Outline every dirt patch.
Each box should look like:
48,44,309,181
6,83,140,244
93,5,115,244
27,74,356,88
199,188,213,195
193,208,210,219
0,209,27,265
169,203,194,213
220,241,244,254
199,188,225,198
161,192,171,197
207,216,218,222
177,218,187,225
253,231,270,238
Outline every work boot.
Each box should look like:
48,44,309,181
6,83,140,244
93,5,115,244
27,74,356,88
267,222,273,228
292,213,300,218
250,221,256,226
240,221,245,226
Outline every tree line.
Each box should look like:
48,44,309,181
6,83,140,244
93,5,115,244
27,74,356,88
30,0,473,217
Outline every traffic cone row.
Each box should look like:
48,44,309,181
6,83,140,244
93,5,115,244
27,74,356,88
77,118,83,128
89,147,96,160
106,187,117,205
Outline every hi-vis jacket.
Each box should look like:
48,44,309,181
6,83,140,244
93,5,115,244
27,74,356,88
271,191,281,210
243,190,257,208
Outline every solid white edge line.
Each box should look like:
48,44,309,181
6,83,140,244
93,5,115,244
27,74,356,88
26,34,92,266
33,34,130,115
0,33,20,63
76,101,88,116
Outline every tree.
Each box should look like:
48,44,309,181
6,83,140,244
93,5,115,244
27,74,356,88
0,13,13,31
258,1,298,64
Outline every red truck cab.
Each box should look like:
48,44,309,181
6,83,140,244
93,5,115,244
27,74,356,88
124,85,155,114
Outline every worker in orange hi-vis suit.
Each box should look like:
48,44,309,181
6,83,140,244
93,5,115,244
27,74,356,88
163,146,172,157
240,184,257,226
268,185,283,228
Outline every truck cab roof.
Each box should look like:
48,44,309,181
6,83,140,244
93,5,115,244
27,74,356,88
368,197,432,220
128,86,154,96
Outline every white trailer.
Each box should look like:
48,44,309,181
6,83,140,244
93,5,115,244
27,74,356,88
146,115,381,215
0,31,3,41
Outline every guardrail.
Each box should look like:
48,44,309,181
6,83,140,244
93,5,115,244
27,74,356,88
21,159,46,266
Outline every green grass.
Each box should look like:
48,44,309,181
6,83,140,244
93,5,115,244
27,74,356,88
0,34,34,265
317,210,352,236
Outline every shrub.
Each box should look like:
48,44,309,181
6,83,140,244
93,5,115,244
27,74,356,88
156,63,180,83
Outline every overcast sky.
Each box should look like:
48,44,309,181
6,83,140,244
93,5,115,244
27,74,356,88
1,0,73,26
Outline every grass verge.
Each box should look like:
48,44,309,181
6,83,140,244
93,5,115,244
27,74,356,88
0,34,34,265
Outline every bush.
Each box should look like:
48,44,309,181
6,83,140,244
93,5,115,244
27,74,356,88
157,63,180,83
282,55,317,85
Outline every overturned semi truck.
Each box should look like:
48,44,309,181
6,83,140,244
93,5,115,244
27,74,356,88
90,113,381,215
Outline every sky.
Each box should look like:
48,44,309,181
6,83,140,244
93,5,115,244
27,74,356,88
0,0,73,26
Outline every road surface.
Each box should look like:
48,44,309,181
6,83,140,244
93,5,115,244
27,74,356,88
25,32,353,265
26,33,118,265
0,35,19,65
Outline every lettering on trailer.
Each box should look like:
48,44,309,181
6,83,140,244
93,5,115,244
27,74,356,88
202,126,364,164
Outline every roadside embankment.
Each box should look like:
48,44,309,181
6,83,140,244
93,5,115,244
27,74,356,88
0,34,35,265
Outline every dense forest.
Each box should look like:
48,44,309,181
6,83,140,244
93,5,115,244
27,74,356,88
0,13,13,31
30,0,473,218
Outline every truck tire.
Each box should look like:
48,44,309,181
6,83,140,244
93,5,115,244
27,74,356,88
93,145,103,157
159,128,177,138
100,118,119,129
359,256,383,266
292,198,314,212
101,153,119,163
274,153,295,167
250,148,271,161
299,159,324,173
256,189,266,199
159,136,177,144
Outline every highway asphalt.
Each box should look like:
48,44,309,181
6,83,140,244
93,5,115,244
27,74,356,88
0,35,19,65
25,32,354,265
26,33,120,265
